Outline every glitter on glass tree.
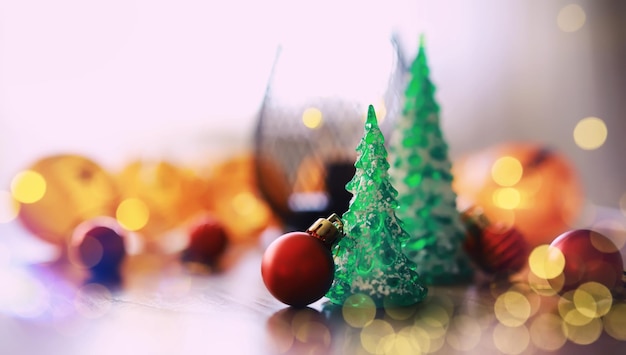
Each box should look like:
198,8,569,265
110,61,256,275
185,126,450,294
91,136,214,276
326,105,427,308
388,36,473,285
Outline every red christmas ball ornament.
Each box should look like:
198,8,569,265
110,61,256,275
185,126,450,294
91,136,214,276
261,214,343,308
462,207,530,275
182,214,229,267
548,229,624,294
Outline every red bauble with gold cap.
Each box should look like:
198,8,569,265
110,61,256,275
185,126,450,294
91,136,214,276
261,214,343,308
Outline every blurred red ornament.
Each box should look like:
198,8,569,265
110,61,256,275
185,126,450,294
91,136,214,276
453,142,584,247
261,214,343,308
69,217,127,283
182,214,229,267
548,229,624,293
462,207,529,275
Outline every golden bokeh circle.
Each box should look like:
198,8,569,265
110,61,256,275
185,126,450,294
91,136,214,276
603,303,626,341
360,319,395,355
445,315,481,352
492,323,530,355
342,293,377,328
528,245,565,280
529,313,566,352
491,156,523,187
573,117,607,150
562,317,603,345
494,291,531,327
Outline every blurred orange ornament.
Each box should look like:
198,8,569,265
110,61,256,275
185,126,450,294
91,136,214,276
452,142,584,247
203,154,287,243
15,154,120,246
116,160,207,241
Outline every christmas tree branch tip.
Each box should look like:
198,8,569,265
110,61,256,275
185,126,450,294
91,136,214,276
366,104,377,126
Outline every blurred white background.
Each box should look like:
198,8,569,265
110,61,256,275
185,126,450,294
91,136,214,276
1,0,624,209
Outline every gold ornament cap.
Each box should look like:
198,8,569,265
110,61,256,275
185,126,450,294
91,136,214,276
307,213,344,247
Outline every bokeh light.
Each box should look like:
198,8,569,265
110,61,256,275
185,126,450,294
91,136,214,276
494,291,531,327
116,198,150,231
603,303,626,341
527,271,559,296
360,319,395,355
392,326,426,354
492,323,530,355
572,282,612,319
558,291,593,326
383,298,419,320
492,187,521,210
301,107,323,129
557,4,586,33
10,170,47,204
529,313,566,351
491,156,523,186
445,315,481,352
562,317,603,345
528,245,565,280
573,117,607,150
0,190,20,223
342,293,376,328
396,326,430,354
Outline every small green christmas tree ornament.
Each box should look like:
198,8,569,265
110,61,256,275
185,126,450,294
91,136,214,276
389,36,473,285
326,105,427,308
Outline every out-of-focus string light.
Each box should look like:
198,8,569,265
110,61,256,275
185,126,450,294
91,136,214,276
492,187,521,210
116,198,150,231
360,319,395,354
0,190,20,223
557,4,586,33
558,291,594,326
445,315,481,352
396,325,430,354
572,282,613,319
528,245,565,280
301,107,323,129
342,293,376,328
494,291,531,327
603,303,626,341
10,170,47,204
491,156,523,187
573,117,607,150
492,323,530,355
562,317,603,345
529,313,567,351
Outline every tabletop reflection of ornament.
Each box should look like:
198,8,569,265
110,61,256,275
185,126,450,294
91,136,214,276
452,142,584,247
14,154,120,247
254,35,407,230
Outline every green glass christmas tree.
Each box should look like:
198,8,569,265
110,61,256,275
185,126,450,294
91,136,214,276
388,36,473,285
326,105,427,308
